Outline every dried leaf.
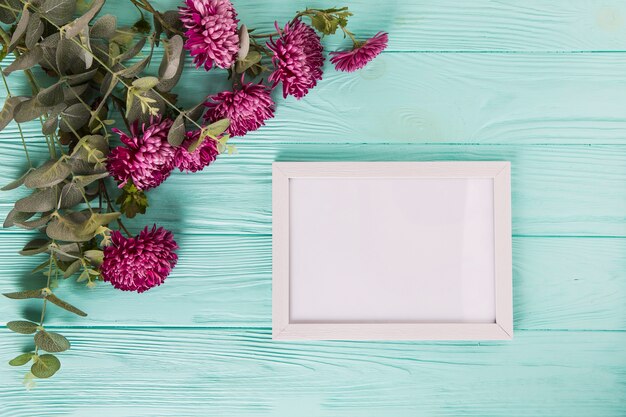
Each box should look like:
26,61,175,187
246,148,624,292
3,208,35,228
24,160,70,188
157,35,184,92
117,36,145,62
63,259,82,278
25,13,44,49
167,112,186,146
63,0,104,39
41,0,76,26
59,182,84,208
3,288,45,299
72,171,108,188
1,167,33,191
15,213,52,229
7,320,39,334
90,14,117,38
14,98,47,123
35,330,70,352
132,76,159,91
0,96,28,131
59,103,91,132
31,354,61,378
83,249,103,267
3,46,43,75
36,81,65,106
65,67,98,86
9,6,29,51
118,49,152,78
14,187,57,212
19,238,50,255
45,293,87,316
42,115,59,135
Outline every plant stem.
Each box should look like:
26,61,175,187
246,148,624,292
100,180,132,237
129,0,183,36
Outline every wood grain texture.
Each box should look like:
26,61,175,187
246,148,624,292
1,0,625,414
0,235,624,330
6,143,626,236
1,328,625,417
4,53,626,144
125,0,626,52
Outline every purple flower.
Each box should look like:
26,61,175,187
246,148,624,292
179,0,240,70
330,32,388,72
174,130,219,173
204,81,275,137
101,225,178,293
107,117,175,191
267,19,324,99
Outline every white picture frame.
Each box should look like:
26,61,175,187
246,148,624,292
272,162,512,341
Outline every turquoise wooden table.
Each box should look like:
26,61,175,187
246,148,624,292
1,1,626,415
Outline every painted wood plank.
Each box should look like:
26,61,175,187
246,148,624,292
4,53,626,145
119,0,626,52
0,234,624,330
3,143,623,236
0,141,626,236
1,328,625,417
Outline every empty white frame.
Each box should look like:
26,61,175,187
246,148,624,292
273,162,512,341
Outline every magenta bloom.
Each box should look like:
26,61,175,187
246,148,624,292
204,81,275,137
267,19,324,99
174,130,219,172
101,225,178,293
179,0,239,70
330,32,388,72
107,118,175,191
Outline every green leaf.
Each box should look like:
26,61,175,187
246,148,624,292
41,0,76,26
14,187,58,213
3,289,45,300
90,14,117,38
25,13,44,49
59,182,85,209
59,103,91,132
203,118,230,137
83,249,103,267
34,330,70,352
19,238,50,255
235,50,261,74
7,320,39,334
24,159,71,188
9,352,34,366
132,76,160,91
3,46,43,76
1,168,33,191
63,0,104,39
45,293,87,317
42,115,59,135
118,47,153,78
0,96,29,131
167,113,186,146
31,354,61,378
116,183,148,218
63,259,81,278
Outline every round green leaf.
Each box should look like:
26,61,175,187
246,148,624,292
31,354,60,378
7,320,39,334
34,330,70,352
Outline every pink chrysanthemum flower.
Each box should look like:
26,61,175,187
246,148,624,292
204,81,275,137
174,130,219,172
101,225,178,293
179,0,240,70
107,118,175,191
267,19,324,99
330,32,388,72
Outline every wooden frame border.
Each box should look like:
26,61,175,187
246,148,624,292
272,162,512,340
